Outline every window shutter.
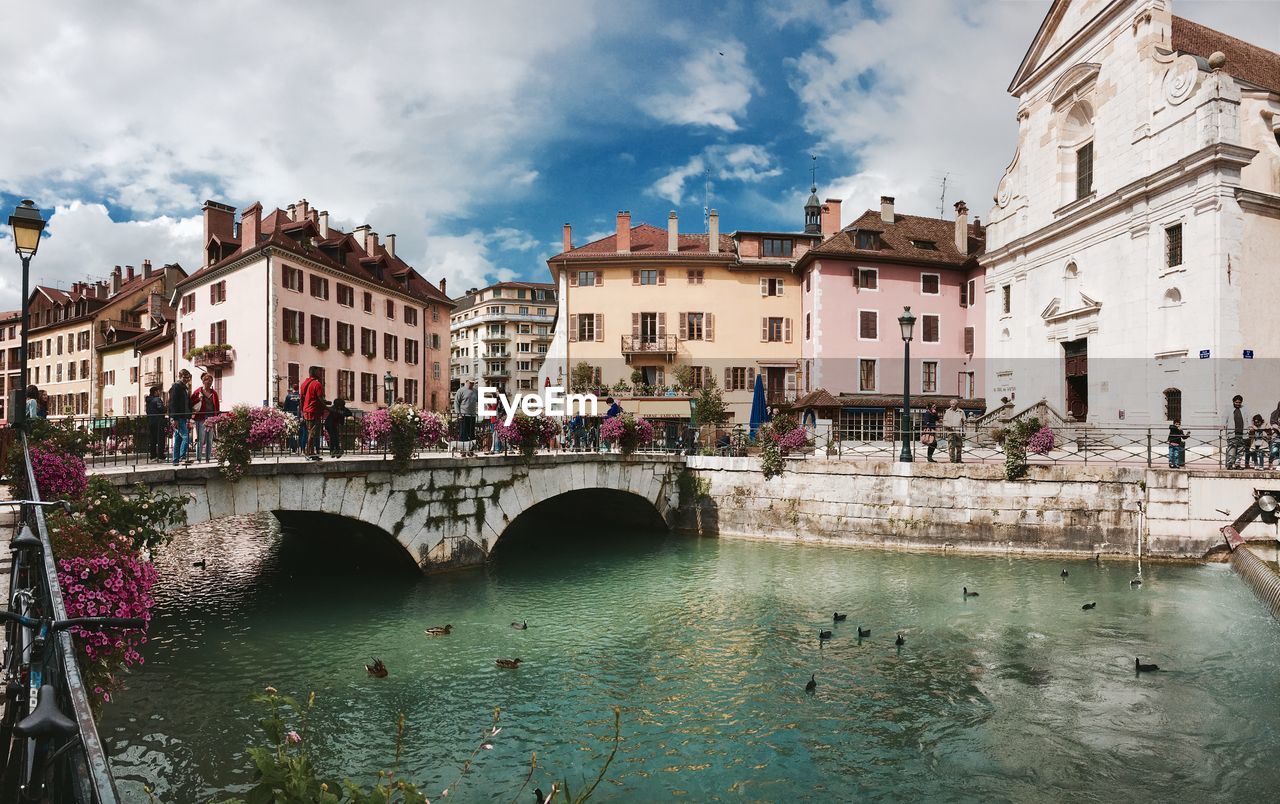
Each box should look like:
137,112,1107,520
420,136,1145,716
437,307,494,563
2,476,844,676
595,272,603,286
594,313,603,342
784,318,792,343
569,271,578,288
656,367,664,386
632,270,640,286
658,269,666,286
777,278,785,295
724,367,732,389
568,315,578,342
761,317,768,342
785,369,797,392
702,366,711,390
960,281,968,307
632,313,640,339
679,313,688,340
747,367,756,387
657,312,666,337
964,326,975,355
760,278,767,297
706,313,714,342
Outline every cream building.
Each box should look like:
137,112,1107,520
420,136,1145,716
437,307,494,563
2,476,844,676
984,0,1280,427
450,282,555,395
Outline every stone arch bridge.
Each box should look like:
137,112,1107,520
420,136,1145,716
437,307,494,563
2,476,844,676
96,454,685,572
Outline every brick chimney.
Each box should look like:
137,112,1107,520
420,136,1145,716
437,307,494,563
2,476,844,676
439,278,447,297
297,198,310,221
201,200,236,264
148,292,162,322
822,198,842,237
386,233,396,259
562,223,572,253
708,209,719,254
354,224,371,253
616,211,631,253
367,231,379,256
111,266,122,295
667,210,679,252
954,200,969,253
142,259,153,278
241,202,262,250
318,210,329,237
880,196,895,225
126,265,135,282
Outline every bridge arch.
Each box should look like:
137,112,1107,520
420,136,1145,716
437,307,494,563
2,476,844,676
490,488,669,556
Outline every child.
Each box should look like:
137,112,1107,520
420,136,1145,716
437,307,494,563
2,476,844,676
325,399,352,458
1249,414,1269,469
1167,420,1187,469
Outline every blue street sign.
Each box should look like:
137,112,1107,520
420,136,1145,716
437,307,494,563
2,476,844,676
1199,349,1211,359
1244,350,1254,359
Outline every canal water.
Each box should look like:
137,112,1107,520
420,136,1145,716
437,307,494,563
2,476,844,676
102,514,1280,802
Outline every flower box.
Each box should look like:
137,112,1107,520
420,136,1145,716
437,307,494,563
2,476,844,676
194,347,233,368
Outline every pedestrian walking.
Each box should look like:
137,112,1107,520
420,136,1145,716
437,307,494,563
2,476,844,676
921,403,940,462
146,385,167,461
169,369,193,465
941,399,965,463
325,398,352,458
300,368,327,461
454,379,478,456
191,373,221,462
283,385,305,454
1224,394,1246,469
1167,419,1187,469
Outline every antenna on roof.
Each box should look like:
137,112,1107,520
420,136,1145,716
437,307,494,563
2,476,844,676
937,172,950,218
810,154,818,189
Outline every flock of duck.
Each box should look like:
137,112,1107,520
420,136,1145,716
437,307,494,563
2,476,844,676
804,570,1161,694
364,620,529,678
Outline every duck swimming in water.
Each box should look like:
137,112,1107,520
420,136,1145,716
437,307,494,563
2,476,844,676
895,633,905,647
511,621,528,630
495,658,523,669
1135,658,1159,673
833,612,847,622
1082,602,1097,610
963,587,979,597
819,629,833,641
804,673,816,693
857,627,871,638
425,624,453,636
366,658,388,678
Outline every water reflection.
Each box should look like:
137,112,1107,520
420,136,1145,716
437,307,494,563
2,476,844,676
103,516,1280,802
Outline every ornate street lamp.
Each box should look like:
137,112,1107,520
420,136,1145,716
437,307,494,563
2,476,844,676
898,306,916,463
383,370,394,406
8,200,45,424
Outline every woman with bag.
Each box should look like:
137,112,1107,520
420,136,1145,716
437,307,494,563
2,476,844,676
921,403,939,462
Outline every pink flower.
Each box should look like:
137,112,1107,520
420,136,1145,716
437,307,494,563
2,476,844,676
286,730,302,744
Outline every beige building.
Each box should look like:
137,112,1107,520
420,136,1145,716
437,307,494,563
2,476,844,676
541,207,824,421
97,292,178,417
450,281,555,395
0,311,21,422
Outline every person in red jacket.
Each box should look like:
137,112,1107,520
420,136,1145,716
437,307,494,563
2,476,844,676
300,367,327,461
191,373,222,463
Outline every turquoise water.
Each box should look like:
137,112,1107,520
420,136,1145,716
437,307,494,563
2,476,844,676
102,515,1280,802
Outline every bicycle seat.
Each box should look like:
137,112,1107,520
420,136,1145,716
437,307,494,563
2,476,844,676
16,685,77,738
11,525,41,552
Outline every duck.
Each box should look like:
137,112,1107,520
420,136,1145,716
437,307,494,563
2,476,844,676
425,624,453,636
819,629,833,641
833,612,848,622
895,633,905,647
511,621,528,630
857,626,871,638
1060,569,1069,578
804,673,816,694
366,658,388,678
1081,602,1097,610
963,587,979,597
1130,577,1143,586
1135,658,1159,673
192,560,206,569
495,658,523,669
534,788,544,804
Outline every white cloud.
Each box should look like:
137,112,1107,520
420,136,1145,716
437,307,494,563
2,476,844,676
652,157,707,206
415,230,528,296
650,143,782,205
646,40,758,131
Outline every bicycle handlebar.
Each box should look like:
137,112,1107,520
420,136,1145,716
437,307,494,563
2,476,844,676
0,610,145,631
0,500,72,509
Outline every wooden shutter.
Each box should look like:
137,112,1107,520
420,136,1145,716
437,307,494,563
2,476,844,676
747,367,756,387
594,313,603,342
761,317,768,342
964,326,975,355
656,269,665,286
656,367,665,386
595,272,603,286
632,313,641,339
784,318,792,343
706,313,715,342
569,271,578,288
960,280,968,307
657,312,666,337
777,278,785,296
724,367,732,389
785,369,797,393
678,313,688,340
632,270,640,285
760,278,767,296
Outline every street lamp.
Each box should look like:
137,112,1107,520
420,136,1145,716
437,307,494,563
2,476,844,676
898,305,916,463
8,200,45,425
383,371,394,406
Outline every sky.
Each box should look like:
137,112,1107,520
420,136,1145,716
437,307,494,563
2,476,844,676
0,0,1276,308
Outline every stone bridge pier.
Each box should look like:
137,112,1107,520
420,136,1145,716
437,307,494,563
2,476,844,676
99,454,685,572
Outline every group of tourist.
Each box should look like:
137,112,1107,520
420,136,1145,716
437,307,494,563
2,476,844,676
920,399,968,463
21,385,49,420
1219,394,1280,471
279,368,352,461
149,370,221,466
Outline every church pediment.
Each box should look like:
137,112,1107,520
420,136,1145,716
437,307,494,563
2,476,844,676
1009,0,1127,95
1049,63,1101,107
1042,293,1101,322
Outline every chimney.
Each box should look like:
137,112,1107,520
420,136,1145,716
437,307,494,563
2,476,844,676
148,292,162,321
241,202,262,250
880,196,895,225
616,211,631,253
440,277,447,297
111,266,122,295
143,259,153,278
201,200,236,265
822,198,842,237
954,201,969,253
367,231,379,255
297,199,310,221
386,233,396,259
318,210,329,237
354,224,371,253
287,203,297,222
126,265,135,282
667,210,679,252
562,223,573,253
708,209,719,253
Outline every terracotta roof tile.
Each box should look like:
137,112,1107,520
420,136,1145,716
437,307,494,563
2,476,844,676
805,210,981,267
1172,16,1280,94
552,224,735,260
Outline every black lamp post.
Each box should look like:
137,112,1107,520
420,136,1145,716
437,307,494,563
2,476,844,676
383,371,394,406
898,306,916,463
8,201,45,425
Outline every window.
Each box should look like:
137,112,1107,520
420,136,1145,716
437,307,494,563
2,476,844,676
1165,224,1183,268
310,316,330,349
404,307,418,326
130,366,138,383
361,327,377,357
921,314,939,343
56,336,62,355
726,366,755,391
838,409,885,441
856,231,880,250
922,361,938,393
384,333,399,361
639,312,660,343
337,370,354,401
961,278,976,307
210,281,227,304
210,320,227,345
360,372,377,403
517,341,531,353
283,309,305,344
859,359,877,391
576,314,596,342
337,283,354,307
911,240,938,251
431,362,441,381
1164,388,1182,422
431,306,439,322
964,326,975,355
519,306,529,315
386,299,395,319
429,333,441,350
635,269,664,285
517,360,532,372
363,292,373,313
537,308,547,316
286,363,300,390
859,310,878,340
404,378,419,405
337,322,355,353
575,270,597,287
921,274,940,295
309,275,329,300
283,266,304,292
181,293,196,314
405,339,419,364
1001,285,1011,315
763,238,793,257
69,363,77,381
805,312,811,341
857,268,878,290
1076,141,1094,200
683,312,707,341
762,316,791,343
805,272,811,293
687,270,703,285
761,277,785,297
183,330,196,355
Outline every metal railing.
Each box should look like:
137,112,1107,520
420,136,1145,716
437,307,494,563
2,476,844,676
620,335,678,355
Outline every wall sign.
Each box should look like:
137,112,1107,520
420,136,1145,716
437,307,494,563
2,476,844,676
1199,349,1210,359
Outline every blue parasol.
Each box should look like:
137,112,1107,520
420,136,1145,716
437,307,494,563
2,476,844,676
749,372,769,438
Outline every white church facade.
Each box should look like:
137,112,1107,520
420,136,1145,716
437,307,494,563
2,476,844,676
983,0,1280,428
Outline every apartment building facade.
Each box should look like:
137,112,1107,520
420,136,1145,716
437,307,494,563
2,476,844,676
450,282,555,395
175,199,452,410
0,311,21,422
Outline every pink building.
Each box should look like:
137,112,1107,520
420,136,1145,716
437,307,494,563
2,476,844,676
793,197,986,438
176,199,453,410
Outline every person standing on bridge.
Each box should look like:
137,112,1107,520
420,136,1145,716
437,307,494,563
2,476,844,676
300,367,327,461
283,384,305,454
942,398,965,463
455,379,478,457
191,373,221,463
169,369,193,465
146,385,167,462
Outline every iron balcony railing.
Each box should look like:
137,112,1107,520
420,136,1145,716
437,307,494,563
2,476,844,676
620,335,678,357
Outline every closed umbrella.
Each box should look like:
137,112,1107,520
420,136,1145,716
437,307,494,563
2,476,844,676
749,373,769,439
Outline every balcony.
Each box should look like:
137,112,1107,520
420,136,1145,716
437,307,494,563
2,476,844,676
621,335,679,363
766,389,798,406
143,370,164,388
191,346,234,369
484,368,510,379
484,332,511,342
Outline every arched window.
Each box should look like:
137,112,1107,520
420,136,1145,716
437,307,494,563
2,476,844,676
1064,261,1078,278
1163,287,1182,306
1164,388,1182,422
